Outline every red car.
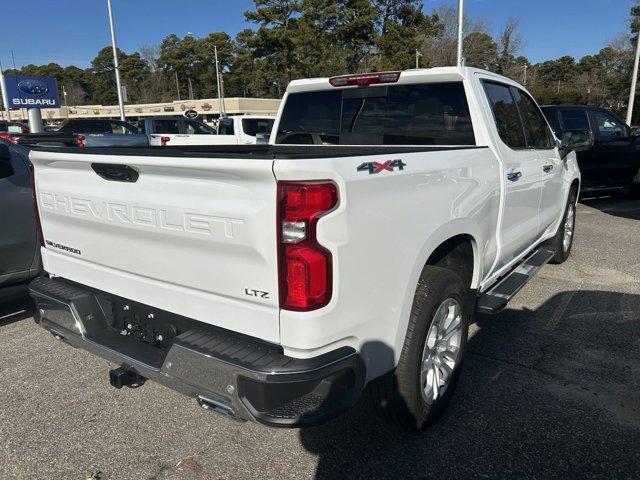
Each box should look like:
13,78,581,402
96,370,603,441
0,121,29,143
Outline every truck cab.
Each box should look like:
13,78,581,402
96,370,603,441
541,105,640,195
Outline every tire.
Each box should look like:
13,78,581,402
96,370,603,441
370,267,470,432
546,188,578,264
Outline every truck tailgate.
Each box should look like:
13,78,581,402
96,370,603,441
30,150,280,343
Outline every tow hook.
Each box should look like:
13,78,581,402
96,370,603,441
109,366,146,389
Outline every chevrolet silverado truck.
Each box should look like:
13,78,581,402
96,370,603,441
148,115,275,146
27,67,591,431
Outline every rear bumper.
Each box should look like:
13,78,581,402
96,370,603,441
29,276,365,427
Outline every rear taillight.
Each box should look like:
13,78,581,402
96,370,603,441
0,132,10,142
277,182,338,311
160,136,171,146
29,164,45,247
329,71,401,87
75,134,86,148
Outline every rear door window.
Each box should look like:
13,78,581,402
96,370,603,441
152,119,180,134
276,83,475,145
560,109,589,131
482,81,526,149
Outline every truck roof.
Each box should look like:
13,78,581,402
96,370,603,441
286,66,520,94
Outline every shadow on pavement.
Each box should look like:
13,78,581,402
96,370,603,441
0,296,35,327
580,195,640,221
299,290,640,480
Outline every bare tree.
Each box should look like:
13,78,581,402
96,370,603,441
64,82,86,105
139,43,161,72
421,5,489,67
496,17,523,74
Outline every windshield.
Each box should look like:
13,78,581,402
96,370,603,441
276,82,475,146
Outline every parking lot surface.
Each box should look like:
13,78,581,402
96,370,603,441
1,197,639,480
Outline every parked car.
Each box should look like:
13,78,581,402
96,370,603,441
17,118,147,148
147,115,275,146
0,120,29,143
58,119,149,147
0,141,40,302
541,105,640,196
28,67,589,431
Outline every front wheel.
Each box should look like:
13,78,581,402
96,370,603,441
547,189,577,264
370,267,470,431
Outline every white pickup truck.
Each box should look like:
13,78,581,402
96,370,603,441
148,115,275,146
28,67,591,431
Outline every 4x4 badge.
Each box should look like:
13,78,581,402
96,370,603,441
357,159,406,175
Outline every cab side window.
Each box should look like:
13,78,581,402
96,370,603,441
592,111,626,139
512,89,555,149
482,81,526,149
184,120,214,135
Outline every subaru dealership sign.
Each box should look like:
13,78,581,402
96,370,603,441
4,75,60,108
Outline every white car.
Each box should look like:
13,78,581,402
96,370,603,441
28,67,590,431
148,115,274,146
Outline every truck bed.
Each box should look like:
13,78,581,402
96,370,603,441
37,143,486,159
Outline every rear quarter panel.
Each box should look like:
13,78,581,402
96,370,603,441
275,147,501,379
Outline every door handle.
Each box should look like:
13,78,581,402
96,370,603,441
507,170,522,182
543,164,554,173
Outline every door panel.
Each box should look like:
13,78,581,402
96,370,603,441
583,110,637,187
0,147,37,278
511,89,562,232
481,80,543,269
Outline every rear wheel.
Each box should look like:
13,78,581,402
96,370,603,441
547,189,577,264
370,267,470,431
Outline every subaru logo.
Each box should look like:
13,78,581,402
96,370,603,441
17,79,49,96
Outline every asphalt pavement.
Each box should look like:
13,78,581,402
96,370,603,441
1,196,639,480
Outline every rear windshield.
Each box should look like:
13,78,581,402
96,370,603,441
242,118,275,137
276,82,475,145
152,119,180,134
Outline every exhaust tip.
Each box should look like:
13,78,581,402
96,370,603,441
196,395,240,420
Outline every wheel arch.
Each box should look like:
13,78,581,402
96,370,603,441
392,223,484,360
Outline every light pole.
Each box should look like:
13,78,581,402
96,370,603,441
415,49,422,69
186,32,225,117
106,0,126,121
627,33,640,126
0,62,11,121
214,45,225,116
456,0,464,66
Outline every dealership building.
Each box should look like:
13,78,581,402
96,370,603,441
1,97,281,123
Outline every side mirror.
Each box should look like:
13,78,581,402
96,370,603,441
559,129,593,159
0,143,14,178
